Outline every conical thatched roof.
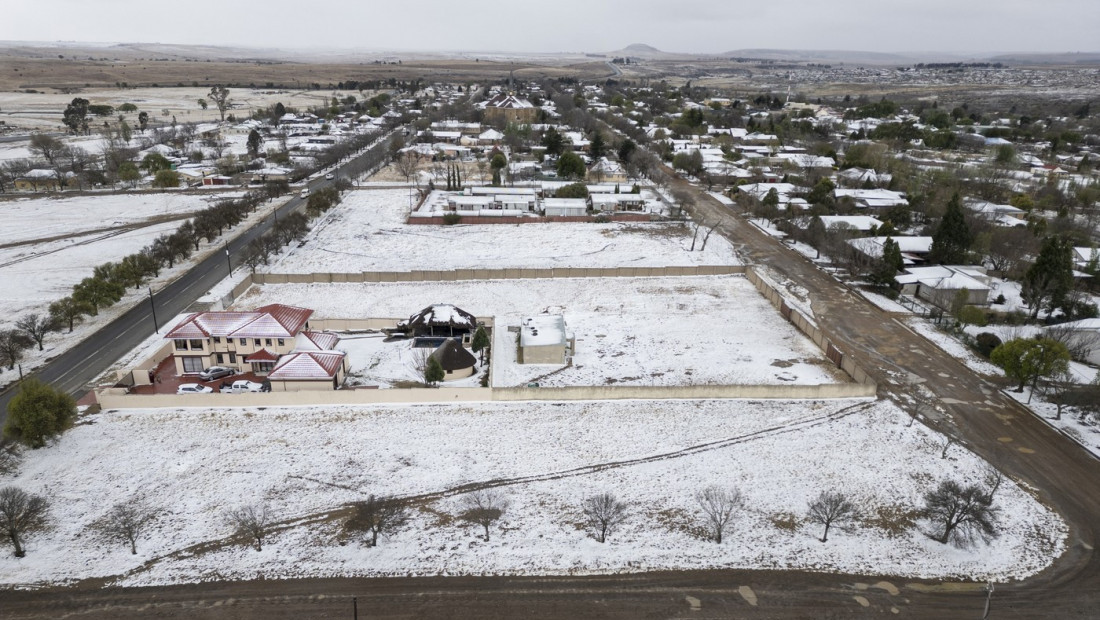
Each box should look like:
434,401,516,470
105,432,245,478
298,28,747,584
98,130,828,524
429,339,476,372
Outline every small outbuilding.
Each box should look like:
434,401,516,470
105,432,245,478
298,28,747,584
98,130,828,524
518,314,574,365
430,339,477,380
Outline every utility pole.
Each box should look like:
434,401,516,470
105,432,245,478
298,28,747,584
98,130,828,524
148,287,159,333
982,582,994,619
353,596,358,620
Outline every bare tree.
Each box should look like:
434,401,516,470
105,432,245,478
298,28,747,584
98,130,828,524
806,491,858,543
409,346,433,374
0,486,50,558
699,221,720,251
923,479,1000,547
394,151,420,184
694,485,742,543
459,490,508,541
582,492,629,543
15,314,56,352
227,503,271,551
346,495,409,547
0,329,33,371
1046,322,1100,364
97,501,156,554
1040,367,1077,420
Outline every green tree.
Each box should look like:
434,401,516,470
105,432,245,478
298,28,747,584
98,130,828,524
1021,235,1075,320
930,193,972,264
556,151,586,180
118,161,140,187
62,97,90,134
542,127,565,157
137,111,149,132
589,131,606,160
140,152,171,173
990,338,1070,395
118,120,132,143
208,86,231,121
555,182,589,199
246,129,264,160
425,356,445,385
870,236,903,287
617,139,636,164
48,297,93,332
471,325,489,363
152,169,180,190
72,276,125,315
3,378,77,449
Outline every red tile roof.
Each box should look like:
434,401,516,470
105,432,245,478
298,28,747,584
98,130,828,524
165,304,313,340
268,351,345,381
245,348,279,362
299,331,340,351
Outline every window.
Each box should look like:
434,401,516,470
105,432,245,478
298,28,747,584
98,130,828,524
253,361,275,373
239,338,247,346
212,336,221,344
254,339,261,346
277,338,285,347
182,357,204,373
188,339,204,350
228,353,237,364
174,340,188,351
216,353,224,364
265,338,273,347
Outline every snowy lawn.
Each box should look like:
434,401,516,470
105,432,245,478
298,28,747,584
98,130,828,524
267,189,740,273
339,334,484,388
0,398,1065,587
234,276,842,388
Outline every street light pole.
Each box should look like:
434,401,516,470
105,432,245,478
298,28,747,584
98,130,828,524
148,287,159,333
982,582,994,619
224,241,232,274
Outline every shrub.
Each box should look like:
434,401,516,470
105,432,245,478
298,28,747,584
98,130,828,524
974,332,1002,358
442,212,461,225
3,379,77,448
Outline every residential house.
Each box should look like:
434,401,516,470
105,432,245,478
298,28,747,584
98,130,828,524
481,94,538,124
590,193,647,213
588,157,628,183
543,197,588,217
895,265,992,308
849,236,934,265
834,188,909,209
267,351,349,391
1073,247,1099,271
1045,319,1100,365
164,304,313,376
397,303,479,345
13,169,64,192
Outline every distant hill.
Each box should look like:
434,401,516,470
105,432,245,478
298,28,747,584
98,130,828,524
606,43,692,60
720,48,925,65
987,51,1100,65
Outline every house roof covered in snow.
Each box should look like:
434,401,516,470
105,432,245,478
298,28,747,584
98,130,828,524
268,351,345,380
520,314,567,348
165,304,312,340
399,304,478,331
429,339,477,372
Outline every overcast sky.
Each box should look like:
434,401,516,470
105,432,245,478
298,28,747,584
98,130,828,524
1,0,1097,55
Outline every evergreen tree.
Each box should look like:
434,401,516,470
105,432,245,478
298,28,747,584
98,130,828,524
589,131,606,160
1021,235,1075,320
3,379,77,448
930,193,972,264
471,326,490,363
425,356,445,385
870,236,903,287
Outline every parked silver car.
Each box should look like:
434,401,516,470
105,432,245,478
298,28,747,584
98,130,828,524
198,366,235,381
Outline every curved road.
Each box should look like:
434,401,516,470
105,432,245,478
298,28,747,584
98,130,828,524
3,150,1099,618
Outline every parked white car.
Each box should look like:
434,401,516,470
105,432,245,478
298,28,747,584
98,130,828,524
221,380,268,394
177,383,214,395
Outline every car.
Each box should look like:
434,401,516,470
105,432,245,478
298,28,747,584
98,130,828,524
325,173,335,180
221,380,269,394
177,383,214,395
198,366,235,381
300,188,310,198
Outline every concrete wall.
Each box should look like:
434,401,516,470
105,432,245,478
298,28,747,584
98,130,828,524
407,214,653,225
253,265,744,286
745,267,878,390
96,380,873,410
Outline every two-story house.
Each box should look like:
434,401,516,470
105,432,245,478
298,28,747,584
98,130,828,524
164,304,314,376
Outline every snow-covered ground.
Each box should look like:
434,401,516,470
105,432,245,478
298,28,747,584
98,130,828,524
0,192,233,247
0,398,1064,587
339,334,484,388
0,193,284,389
235,276,841,388
266,189,740,273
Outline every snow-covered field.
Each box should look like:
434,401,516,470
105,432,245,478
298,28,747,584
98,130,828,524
267,189,740,273
0,398,1065,587
0,192,232,247
235,276,841,388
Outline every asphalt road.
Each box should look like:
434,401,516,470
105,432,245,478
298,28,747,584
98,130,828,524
4,151,1100,618
0,128,397,426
